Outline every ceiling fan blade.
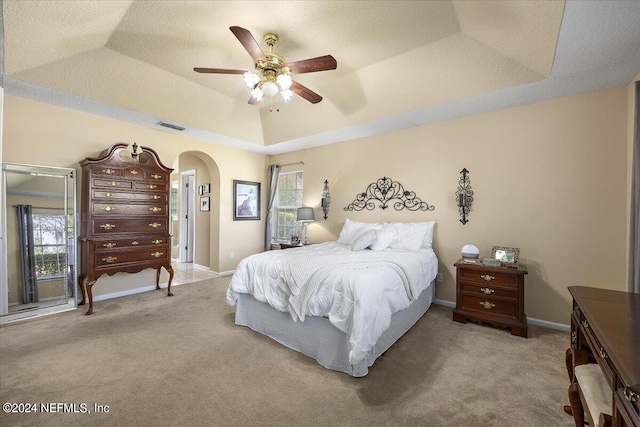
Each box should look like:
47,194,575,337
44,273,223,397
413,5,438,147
291,81,323,104
230,26,267,64
287,55,337,74
194,67,247,74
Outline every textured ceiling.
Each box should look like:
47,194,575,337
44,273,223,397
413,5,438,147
2,1,640,154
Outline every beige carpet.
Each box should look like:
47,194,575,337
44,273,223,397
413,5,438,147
0,277,574,427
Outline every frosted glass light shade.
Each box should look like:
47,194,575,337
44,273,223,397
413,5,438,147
243,71,259,88
262,81,278,97
277,74,292,90
250,87,264,101
281,89,294,101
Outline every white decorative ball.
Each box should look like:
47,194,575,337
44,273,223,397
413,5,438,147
461,244,480,259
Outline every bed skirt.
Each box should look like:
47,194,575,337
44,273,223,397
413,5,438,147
234,281,435,377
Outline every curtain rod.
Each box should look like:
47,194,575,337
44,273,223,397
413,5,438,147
12,205,66,211
267,161,306,169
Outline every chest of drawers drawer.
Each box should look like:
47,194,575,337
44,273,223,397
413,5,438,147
92,202,167,216
92,218,168,234
94,244,170,268
93,237,168,251
459,268,518,287
92,190,166,202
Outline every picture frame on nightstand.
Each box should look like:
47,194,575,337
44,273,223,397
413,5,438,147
491,246,520,268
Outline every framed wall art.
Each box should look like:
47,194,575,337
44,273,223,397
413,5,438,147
200,196,210,212
233,180,260,221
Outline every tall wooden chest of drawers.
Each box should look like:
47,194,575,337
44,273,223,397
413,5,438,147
78,143,174,314
452,260,528,337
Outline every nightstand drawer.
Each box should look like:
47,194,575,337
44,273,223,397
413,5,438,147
461,282,517,300
459,269,518,287
461,295,517,318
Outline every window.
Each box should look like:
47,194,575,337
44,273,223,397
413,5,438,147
274,171,303,241
32,213,69,278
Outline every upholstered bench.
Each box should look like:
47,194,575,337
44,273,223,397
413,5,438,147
568,348,612,427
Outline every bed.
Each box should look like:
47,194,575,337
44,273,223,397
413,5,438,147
226,219,438,377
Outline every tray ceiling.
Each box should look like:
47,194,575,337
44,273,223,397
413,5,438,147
3,0,640,154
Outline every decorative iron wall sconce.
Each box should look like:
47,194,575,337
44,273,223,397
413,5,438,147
455,168,473,225
321,180,331,220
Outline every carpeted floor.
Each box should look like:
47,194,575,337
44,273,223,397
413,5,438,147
0,277,574,427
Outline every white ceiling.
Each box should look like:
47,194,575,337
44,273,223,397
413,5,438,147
2,0,640,155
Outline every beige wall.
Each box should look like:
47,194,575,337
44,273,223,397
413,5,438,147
2,95,266,298
269,86,630,325
2,84,633,324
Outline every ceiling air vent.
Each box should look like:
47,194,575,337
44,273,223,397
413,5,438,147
157,121,185,131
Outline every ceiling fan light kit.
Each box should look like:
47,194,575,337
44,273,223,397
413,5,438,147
195,26,337,105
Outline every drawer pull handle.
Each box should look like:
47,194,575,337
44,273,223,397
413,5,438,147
582,319,589,328
479,301,495,310
149,222,162,228
131,241,139,246
102,169,115,175
151,252,164,258
152,239,162,244
481,274,494,282
99,224,116,230
598,347,607,359
147,184,157,189
152,195,162,200
149,207,162,213
480,287,495,295
624,388,640,403
130,170,139,175
110,181,117,186
151,174,162,179
101,206,114,212
102,242,117,248
571,331,577,343
102,256,117,263
105,192,112,197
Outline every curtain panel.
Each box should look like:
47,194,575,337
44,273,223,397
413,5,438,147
16,204,38,303
265,164,281,251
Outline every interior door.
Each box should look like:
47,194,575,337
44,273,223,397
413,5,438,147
180,171,195,263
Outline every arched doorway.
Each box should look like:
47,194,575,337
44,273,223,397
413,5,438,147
170,151,220,272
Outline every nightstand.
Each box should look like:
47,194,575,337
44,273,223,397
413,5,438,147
452,259,528,337
279,243,303,250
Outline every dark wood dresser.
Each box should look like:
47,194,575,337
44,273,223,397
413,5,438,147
568,286,640,426
452,260,528,337
78,143,174,315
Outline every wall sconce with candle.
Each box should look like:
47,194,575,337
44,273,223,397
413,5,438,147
321,179,330,220
455,168,473,225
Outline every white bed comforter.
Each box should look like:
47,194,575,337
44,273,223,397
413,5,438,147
226,242,438,364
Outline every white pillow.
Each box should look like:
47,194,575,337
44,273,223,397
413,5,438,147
337,219,382,245
369,230,396,251
421,221,436,249
351,229,377,251
385,222,429,251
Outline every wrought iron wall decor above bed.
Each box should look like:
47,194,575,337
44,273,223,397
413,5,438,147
344,177,435,212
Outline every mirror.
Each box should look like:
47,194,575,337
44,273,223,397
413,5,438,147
1,163,77,323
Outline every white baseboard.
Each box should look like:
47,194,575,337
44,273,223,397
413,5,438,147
92,281,176,303
432,298,570,332
215,270,235,277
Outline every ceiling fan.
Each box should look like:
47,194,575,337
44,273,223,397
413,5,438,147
194,26,337,105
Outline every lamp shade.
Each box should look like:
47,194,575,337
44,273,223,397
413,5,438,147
297,207,315,222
